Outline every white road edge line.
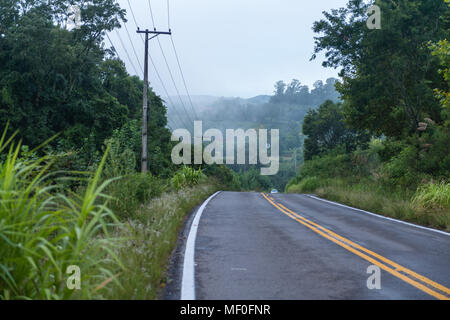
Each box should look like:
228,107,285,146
306,195,450,237
181,191,221,300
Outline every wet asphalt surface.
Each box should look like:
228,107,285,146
167,192,450,300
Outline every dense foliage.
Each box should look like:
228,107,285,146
0,0,174,175
288,0,450,230
302,100,370,160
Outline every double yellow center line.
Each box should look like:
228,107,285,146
261,193,450,300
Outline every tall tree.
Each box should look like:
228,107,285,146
303,100,370,160
0,0,174,175
312,0,449,137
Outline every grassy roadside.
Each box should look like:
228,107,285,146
287,178,450,232
0,128,224,299
100,183,218,300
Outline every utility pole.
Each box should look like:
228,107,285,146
137,28,171,173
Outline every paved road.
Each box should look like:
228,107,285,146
191,192,450,300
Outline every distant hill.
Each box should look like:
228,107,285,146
165,95,219,114
246,95,271,105
165,94,271,117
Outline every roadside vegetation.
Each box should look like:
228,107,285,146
287,0,450,232
0,130,122,300
103,183,218,299
0,127,232,299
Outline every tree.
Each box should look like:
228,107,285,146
271,78,340,106
303,100,370,160
0,0,127,148
312,0,449,138
273,80,287,100
0,0,174,174
430,39,450,113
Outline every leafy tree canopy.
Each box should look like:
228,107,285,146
312,0,449,138
303,100,370,160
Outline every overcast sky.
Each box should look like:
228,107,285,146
109,0,349,99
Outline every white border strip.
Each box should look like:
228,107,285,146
181,191,221,300
306,195,450,237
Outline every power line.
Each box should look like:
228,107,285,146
156,36,194,124
106,32,182,131
127,0,142,33
126,0,189,129
170,35,199,120
115,29,139,76
149,53,190,129
105,33,122,60
147,0,193,124
108,31,183,131
165,0,199,121
167,0,171,30
122,19,144,74
147,0,156,28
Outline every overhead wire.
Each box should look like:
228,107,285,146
147,0,156,29
147,0,194,125
114,29,139,76
105,8,184,131
122,19,144,75
166,0,199,120
156,37,194,124
169,36,199,120
105,33,122,60
126,0,188,129
167,0,170,30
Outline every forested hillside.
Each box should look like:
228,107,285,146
188,77,341,190
287,0,450,231
0,0,177,175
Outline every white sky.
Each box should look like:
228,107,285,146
109,0,349,99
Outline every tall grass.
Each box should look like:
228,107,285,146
105,173,166,220
286,176,322,193
287,177,450,232
0,129,122,299
412,182,450,210
0,126,222,299
170,166,206,191
103,183,218,299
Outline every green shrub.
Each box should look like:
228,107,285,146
286,176,324,193
170,166,206,191
298,176,323,192
106,173,166,220
298,153,353,180
412,181,450,210
104,183,218,299
382,145,423,190
203,164,241,190
285,183,303,193
238,168,272,191
0,131,122,299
